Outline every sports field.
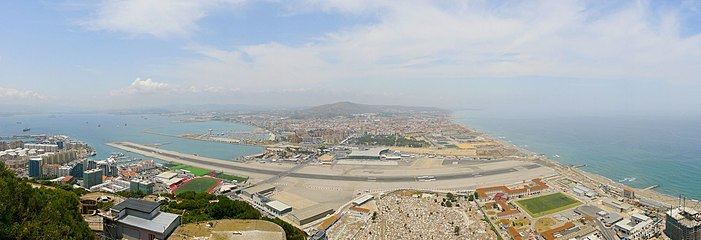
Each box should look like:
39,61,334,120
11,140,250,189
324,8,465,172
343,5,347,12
174,177,220,194
215,172,248,183
516,192,582,217
171,165,213,176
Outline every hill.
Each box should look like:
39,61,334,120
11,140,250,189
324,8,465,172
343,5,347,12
0,163,94,239
294,101,448,118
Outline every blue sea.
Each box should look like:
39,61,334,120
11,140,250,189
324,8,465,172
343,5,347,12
0,114,264,161
454,111,701,200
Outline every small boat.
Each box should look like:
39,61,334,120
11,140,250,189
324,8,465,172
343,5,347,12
553,154,561,158
22,128,30,132
89,151,97,156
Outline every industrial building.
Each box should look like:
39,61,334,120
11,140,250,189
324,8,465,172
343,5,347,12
602,198,632,213
291,205,335,226
347,206,371,217
665,207,701,240
573,184,597,198
84,168,104,189
266,200,292,215
103,199,181,240
242,183,276,198
352,194,374,206
156,171,178,182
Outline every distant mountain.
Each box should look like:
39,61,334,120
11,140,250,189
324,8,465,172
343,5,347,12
294,101,448,118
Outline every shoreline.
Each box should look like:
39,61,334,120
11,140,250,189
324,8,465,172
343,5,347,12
452,115,684,208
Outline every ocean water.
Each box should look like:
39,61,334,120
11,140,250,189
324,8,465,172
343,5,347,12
454,111,701,200
0,114,264,161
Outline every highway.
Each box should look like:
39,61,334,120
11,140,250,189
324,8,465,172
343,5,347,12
110,142,543,183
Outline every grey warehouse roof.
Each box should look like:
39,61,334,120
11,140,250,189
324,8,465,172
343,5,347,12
113,198,160,214
119,211,180,233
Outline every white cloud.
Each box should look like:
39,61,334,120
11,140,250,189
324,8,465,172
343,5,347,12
0,87,46,100
111,78,171,96
81,0,244,37
166,0,701,91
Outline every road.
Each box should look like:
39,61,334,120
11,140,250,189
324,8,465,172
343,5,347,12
110,141,543,183
575,205,618,240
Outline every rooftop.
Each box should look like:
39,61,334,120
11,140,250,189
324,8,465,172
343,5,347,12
347,147,389,157
112,198,160,214
667,207,701,228
243,183,276,194
292,204,334,221
119,211,180,233
266,201,291,212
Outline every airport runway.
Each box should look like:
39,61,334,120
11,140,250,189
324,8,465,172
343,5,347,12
110,142,542,183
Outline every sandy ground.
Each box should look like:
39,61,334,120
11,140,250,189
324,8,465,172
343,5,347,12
170,219,285,240
410,158,444,168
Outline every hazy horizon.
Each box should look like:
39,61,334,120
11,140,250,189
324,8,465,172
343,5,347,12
2,1,701,117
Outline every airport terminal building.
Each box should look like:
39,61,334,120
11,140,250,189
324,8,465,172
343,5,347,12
344,147,390,160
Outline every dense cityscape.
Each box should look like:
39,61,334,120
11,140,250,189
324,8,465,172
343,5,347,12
1,102,699,240
2,1,701,240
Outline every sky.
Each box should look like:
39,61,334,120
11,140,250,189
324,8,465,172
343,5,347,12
1,0,700,116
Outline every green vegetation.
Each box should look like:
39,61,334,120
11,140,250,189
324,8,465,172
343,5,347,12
115,190,147,199
215,172,248,183
175,178,219,194
160,191,306,240
516,192,582,217
353,134,429,147
97,200,115,211
263,217,307,240
0,162,94,239
171,165,213,176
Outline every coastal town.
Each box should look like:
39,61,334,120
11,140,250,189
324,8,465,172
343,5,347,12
1,102,699,240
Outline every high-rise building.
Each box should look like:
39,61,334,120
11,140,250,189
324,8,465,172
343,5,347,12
58,165,72,177
29,157,42,178
666,207,701,240
624,187,636,199
70,162,84,179
99,162,119,177
84,169,103,189
129,180,154,195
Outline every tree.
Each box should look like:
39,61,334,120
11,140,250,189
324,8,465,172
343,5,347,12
0,162,94,239
446,192,454,201
372,211,377,221
445,201,453,207
158,191,305,240
454,226,460,235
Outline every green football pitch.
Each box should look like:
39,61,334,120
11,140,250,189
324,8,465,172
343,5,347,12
174,177,219,194
171,165,213,176
515,192,582,217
